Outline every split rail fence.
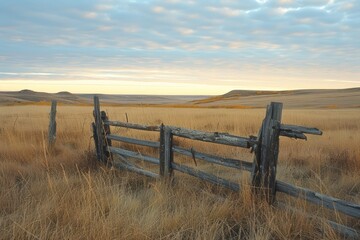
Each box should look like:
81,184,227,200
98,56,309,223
92,96,359,238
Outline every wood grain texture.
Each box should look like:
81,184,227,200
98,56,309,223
172,145,252,171
280,124,322,135
169,126,255,148
105,120,160,132
159,124,165,176
93,96,105,162
164,126,173,177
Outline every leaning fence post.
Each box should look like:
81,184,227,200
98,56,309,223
48,100,57,147
93,96,105,162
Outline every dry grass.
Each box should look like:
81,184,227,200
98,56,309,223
0,105,359,239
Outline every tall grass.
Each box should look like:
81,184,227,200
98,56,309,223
0,105,359,239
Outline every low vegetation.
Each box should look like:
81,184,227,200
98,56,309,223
0,105,359,239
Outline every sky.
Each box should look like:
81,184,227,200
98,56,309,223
0,0,359,95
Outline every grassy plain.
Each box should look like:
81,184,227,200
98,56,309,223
0,105,359,239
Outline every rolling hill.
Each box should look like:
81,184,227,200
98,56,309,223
0,90,208,106
189,88,360,108
0,88,359,108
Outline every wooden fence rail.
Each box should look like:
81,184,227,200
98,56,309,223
92,96,359,238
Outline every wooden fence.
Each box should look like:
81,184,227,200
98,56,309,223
92,96,359,238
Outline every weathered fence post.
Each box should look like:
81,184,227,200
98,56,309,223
268,102,282,202
159,124,165,176
164,126,174,178
101,110,112,164
48,100,57,147
160,125,174,179
251,121,263,188
93,96,106,163
252,102,282,203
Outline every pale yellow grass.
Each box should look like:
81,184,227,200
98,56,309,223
0,105,359,239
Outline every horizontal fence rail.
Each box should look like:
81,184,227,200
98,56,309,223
112,161,159,179
171,162,240,192
280,124,323,135
276,181,360,219
169,126,256,148
92,96,360,238
105,120,160,131
172,146,253,172
279,124,323,140
109,146,160,165
107,134,160,148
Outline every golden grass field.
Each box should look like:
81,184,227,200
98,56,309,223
0,105,359,239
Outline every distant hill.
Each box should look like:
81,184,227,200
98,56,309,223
1,88,359,108
0,90,209,106
0,90,84,105
190,87,360,108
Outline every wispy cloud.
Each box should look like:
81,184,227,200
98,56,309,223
0,0,358,94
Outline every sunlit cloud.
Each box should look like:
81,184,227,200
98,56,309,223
0,0,358,94
82,12,98,19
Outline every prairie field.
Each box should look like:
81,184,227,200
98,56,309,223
0,105,359,239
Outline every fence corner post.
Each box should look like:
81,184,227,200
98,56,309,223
253,102,283,203
48,100,57,148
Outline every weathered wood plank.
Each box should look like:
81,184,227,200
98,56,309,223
92,122,100,160
48,100,57,146
276,180,360,219
109,146,159,165
172,146,253,171
268,119,281,203
105,120,160,132
259,102,283,203
164,126,173,177
106,134,160,148
276,201,360,239
169,126,255,148
279,130,307,140
93,96,105,162
105,120,255,148
251,121,263,188
280,124,322,135
101,111,112,163
159,124,165,176
112,161,159,178
259,104,273,193
171,162,240,192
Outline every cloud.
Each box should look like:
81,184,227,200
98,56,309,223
82,12,98,19
176,28,195,35
0,0,358,93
